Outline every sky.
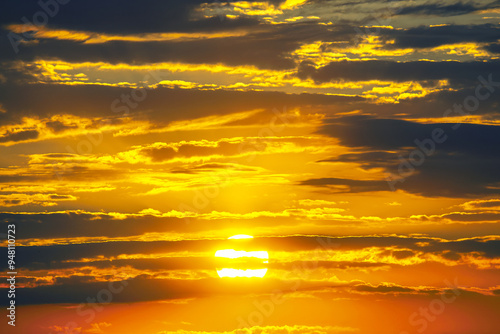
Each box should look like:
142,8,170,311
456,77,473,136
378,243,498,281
0,0,500,333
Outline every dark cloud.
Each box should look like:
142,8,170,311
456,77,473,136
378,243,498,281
391,250,415,259
297,60,500,84
12,234,493,261
0,22,358,69
0,36,295,69
441,250,461,261
0,212,189,239
440,212,500,222
143,141,246,162
354,284,414,293
467,200,500,208
4,275,299,305
26,256,217,272
428,238,500,258
0,129,39,142
396,2,487,17
3,199,21,205
271,260,388,270
5,240,220,268
485,42,500,54
299,177,388,193
0,234,455,269
48,194,73,200
309,116,500,196
0,0,272,34
141,138,310,162
0,82,362,127
45,120,77,133
29,257,389,273
383,24,500,49
318,151,399,171
317,116,500,155
348,86,500,119
53,275,96,286
0,234,497,303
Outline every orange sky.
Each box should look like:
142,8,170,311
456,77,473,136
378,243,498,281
1,0,500,333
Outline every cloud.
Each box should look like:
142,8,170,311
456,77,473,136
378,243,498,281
459,199,500,210
311,115,500,196
0,193,77,207
45,120,78,133
5,233,498,270
353,283,414,293
349,86,500,118
0,0,267,35
299,177,388,193
297,60,500,84
396,3,490,17
0,22,317,69
0,20,370,68
124,136,324,164
7,275,296,305
384,24,500,49
0,82,360,128
0,211,187,239
486,43,500,54
0,129,39,143
158,325,359,334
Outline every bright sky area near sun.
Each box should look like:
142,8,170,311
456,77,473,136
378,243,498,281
0,0,500,333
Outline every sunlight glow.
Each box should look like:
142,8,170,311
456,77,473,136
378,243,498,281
216,268,268,278
216,235,269,278
228,234,254,239
215,249,268,259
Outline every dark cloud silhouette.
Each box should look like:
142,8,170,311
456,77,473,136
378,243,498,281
383,24,500,49
0,82,362,127
396,2,488,17
485,42,500,54
354,284,414,293
0,36,295,69
0,0,274,34
307,116,500,196
297,60,500,84
0,212,193,239
3,234,498,271
0,233,496,305
140,138,313,162
27,256,218,272
467,200,500,208
0,129,39,142
317,116,500,155
45,120,77,133
300,177,388,192
347,86,500,119
0,22,358,69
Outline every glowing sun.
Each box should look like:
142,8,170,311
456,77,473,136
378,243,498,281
215,235,269,278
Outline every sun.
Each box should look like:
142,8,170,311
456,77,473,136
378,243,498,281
215,235,269,278
228,234,254,240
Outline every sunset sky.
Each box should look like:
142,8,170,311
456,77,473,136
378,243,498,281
1,0,500,333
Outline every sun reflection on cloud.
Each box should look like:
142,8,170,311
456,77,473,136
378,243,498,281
215,235,269,278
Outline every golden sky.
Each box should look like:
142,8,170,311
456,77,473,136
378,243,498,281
1,0,500,333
